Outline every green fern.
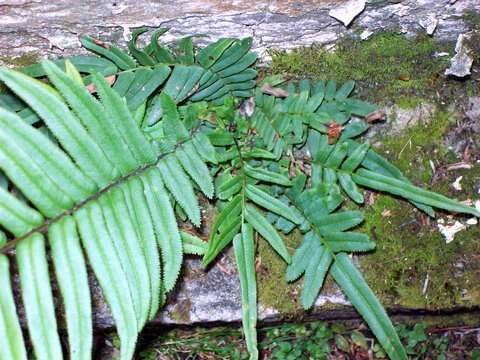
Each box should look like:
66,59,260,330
0,30,478,360
0,61,216,359
252,79,376,159
203,78,478,360
284,174,406,359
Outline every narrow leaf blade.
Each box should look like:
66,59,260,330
331,253,407,360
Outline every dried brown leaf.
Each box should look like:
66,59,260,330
261,84,289,98
86,74,116,93
365,109,386,123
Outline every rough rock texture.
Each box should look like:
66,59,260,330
0,0,479,62
91,250,350,330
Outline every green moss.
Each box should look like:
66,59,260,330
463,9,480,31
168,298,192,323
0,53,39,68
257,230,303,315
360,192,480,309
395,96,423,110
270,32,478,104
378,108,455,184
358,109,480,309
0,54,40,93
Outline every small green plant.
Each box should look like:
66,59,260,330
131,321,480,359
0,28,478,360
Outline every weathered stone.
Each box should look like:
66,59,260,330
466,96,480,133
329,0,366,26
0,0,479,63
419,14,438,36
445,33,475,77
91,249,350,329
385,103,437,134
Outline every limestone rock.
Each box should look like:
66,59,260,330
419,14,438,36
445,33,475,78
329,0,366,27
0,0,478,63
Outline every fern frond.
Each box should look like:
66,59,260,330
0,68,116,187
192,131,218,164
331,253,407,360
17,233,63,360
49,216,92,360
0,184,43,236
75,202,138,360
301,244,332,309
306,130,479,217
353,169,480,217
21,55,118,78
93,72,157,165
42,60,138,174
323,232,375,253
244,204,291,264
189,37,257,104
99,187,151,328
158,154,201,227
285,179,406,358
217,174,242,200
285,231,316,282
0,60,215,359
234,224,258,360
163,65,205,103
245,184,300,225
127,28,157,66
122,177,163,319
203,194,242,266
123,66,171,110
80,35,136,70
0,235,27,360
338,172,364,203
244,163,292,186
176,141,215,198
141,167,183,292
181,231,208,255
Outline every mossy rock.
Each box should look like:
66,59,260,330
258,31,480,317
270,31,480,104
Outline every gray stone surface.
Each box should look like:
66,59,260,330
0,0,479,63
91,248,349,329
445,32,475,77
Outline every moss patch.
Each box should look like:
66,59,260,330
255,92,480,312
359,193,480,309
270,32,479,104
463,9,480,31
358,109,480,309
376,108,455,184
257,230,303,315
0,54,40,93
0,53,39,68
